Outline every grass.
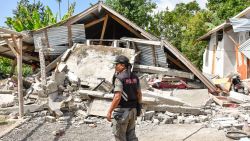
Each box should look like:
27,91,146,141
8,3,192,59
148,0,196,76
0,115,15,126
0,116,8,125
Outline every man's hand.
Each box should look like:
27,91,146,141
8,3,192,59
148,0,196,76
107,92,121,122
107,112,112,122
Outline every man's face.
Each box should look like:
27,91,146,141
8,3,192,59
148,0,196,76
115,63,125,73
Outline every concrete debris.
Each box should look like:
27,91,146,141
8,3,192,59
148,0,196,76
88,99,111,117
172,89,210,107
46,116,56,123
228,91,250,104
57,63,68,72
3,42,250,137
46,80,58,94
61,49,71,62
143,111,155,121
0,94,15,108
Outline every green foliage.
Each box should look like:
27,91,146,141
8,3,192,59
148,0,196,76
149,0,250,69
207,0,250,21
0,57,12,75
5,0,76,31
0,57,32,77
150,1,201,51
2,0,75,77
62,1,76,20
181,11,211,68
105,0,156,28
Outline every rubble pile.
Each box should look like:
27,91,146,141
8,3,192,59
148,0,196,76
1,44,250,134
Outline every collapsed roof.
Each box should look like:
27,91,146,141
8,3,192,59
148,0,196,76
0,2,217,93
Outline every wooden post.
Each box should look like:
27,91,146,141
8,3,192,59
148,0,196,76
100,15,108,45
38,37,47,86
17,37,24,117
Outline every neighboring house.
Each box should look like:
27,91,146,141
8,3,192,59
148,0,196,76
198,7,250,79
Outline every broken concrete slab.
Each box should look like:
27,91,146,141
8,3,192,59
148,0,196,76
65,44,135,88
133,64,194,79
99,93,159,105
46,80,58,94
88,98,112,117
54,72,66,86
143,111,155,121
78,90,105,98
75,110,87,118
142,90,187,106
61,49,71,62
229,91,250,104
57,63,68,72
0,104,47,115
48,92,63,117
67,71,79,84
0,94,15,108
0,90,12,94
46,116,56,123
172,89,210,107
145,105,204,115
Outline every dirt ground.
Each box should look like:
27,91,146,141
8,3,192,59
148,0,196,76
0,117,233,141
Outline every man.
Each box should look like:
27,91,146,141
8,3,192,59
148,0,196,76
107,55,142,141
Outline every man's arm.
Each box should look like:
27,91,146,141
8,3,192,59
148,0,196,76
107,91,121,122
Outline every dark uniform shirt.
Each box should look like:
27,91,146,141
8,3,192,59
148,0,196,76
113,70,140,108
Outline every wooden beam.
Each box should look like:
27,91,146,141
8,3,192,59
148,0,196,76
225,32,239,46
133,64,194,79
35,53,63,77
4,39,18,56
85,16,106,28
91,12,99,20
100,15,109,44
11,35,20,54
107,13,144,39
0,28,28,37
0,49,11,54
17,37,24,117
166,54,188,71
151,45,157,66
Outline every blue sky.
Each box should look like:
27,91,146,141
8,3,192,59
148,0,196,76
0,0,207,27
0,0,99,26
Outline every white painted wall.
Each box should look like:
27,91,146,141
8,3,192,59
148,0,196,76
202,33,217,74
222,29,237,77
215,40,224,77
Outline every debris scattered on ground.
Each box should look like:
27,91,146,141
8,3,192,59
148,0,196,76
1,43,250,141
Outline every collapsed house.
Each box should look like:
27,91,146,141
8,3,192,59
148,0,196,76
198,6,250,80
0,1,225,126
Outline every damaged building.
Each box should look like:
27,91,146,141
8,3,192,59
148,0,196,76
4,2,250,139
198,6,250,80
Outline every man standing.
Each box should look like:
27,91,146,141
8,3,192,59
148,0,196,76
107,55,142,141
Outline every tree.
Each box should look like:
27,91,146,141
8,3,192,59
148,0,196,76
3,0,75,76
56,0,62,19
5,0,75,31
150,1,201,50
105,0,157,29
207,0,250,25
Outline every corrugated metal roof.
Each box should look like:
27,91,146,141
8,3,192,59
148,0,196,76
198,6,250,41
239,38,250,59
34,24,86,55
33,2,159,41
